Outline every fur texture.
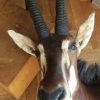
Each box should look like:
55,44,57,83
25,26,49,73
78,59,100,87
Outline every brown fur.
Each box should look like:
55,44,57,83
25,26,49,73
39,34,73,92
73,83,100,100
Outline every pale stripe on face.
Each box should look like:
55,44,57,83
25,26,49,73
38,44,47,80
61,40,78,100
61,40,70,81
61,40,71,99
68,65,78,95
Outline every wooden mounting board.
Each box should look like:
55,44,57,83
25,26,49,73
0,0,40,99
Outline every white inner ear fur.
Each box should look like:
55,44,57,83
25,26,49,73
76,12,95,53
8,30,36,56
38,44,47,79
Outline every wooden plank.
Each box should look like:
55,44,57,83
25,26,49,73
0,0,38,86
8,56,40,99
37,0,54,32
26,72,41,100
91,9,100,48
80,49,100,64
69,0,93,28
0,0,40,99
48,0,56,33
69,0,83,28
14,0,26,9
0,0,7,9
68,0,77,30
0,82,16,100
47,0,76,32
80,0,90,1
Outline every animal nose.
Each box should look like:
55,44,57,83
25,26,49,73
38,87,65,100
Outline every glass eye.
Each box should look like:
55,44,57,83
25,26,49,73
68,42,77,50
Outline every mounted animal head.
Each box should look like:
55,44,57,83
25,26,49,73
7,0,95,100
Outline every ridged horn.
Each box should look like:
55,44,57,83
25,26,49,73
25,0,49,39
55,0,69,35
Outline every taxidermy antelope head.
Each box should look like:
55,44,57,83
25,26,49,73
7,0,96,100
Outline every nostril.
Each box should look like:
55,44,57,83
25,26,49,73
38,87,66,100
55,87,66,100
57,88,66,99
38,89,48,100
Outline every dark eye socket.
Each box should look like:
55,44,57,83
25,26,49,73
68,42,77,50
34,50,40,57
29,47,40,57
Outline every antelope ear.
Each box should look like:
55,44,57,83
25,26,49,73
75,12,95,54
8,30,37,56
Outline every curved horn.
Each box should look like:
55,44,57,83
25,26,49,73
26,0,49,39
55,0,69,35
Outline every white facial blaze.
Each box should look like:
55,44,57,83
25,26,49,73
38,44,47,79
61,40,72,99
61,40,70,83
62,66,78,100
61,40,78,100
68,65,78,95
